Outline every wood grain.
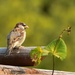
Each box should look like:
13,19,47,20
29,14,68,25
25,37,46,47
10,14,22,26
0,65,75,75
0,47,38,66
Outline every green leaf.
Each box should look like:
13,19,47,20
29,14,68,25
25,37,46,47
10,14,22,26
30,47,43,65
30,47,50,65
45,38,67,60
42,49,50,56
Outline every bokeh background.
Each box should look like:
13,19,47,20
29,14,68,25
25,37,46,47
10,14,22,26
0,0,75,72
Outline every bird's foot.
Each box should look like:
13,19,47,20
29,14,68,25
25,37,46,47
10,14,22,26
19,46,25,49
13,47,19,50
16,46,25,53
13,46,25,50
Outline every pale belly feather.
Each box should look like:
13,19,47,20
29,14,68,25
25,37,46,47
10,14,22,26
14,31,26,47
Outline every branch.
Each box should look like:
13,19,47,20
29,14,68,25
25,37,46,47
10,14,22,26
0,65,74,75
0,46,44,66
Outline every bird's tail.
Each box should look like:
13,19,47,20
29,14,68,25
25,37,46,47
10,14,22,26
5,46,13,55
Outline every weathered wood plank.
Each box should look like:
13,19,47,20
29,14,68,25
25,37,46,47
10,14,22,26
0,65,75,75
0,47,39,66
0,47,36,54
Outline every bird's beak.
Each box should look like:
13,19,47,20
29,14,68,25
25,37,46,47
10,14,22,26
25,25,29,29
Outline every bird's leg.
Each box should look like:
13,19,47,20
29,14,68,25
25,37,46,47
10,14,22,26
13,46,21,53
13,47,19,50
15,46,25,53
13,46,25,53
19,46,25,49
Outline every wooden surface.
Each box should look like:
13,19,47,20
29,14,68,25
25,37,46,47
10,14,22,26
0,47,75,75
0,65,75,75
0,47,40,66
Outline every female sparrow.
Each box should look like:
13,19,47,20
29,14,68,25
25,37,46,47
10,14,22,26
6,22,29,55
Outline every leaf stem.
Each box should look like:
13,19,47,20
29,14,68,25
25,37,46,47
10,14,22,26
51,26,71,75
52,55,55,75
52,36,61,75
51,39,59,75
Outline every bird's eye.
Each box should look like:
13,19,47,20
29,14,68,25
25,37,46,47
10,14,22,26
22,24,26,26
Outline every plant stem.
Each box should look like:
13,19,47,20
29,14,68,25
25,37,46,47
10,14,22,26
52,55,55,75
51,26,71,75
51,39,59,75
59,26,71,38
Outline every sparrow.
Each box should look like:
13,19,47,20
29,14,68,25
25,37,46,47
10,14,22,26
6,22,29,55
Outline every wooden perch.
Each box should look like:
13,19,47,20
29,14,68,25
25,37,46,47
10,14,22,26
0,64,75,75
0,47,45,66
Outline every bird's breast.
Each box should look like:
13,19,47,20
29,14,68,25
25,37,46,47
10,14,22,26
17,31,26,46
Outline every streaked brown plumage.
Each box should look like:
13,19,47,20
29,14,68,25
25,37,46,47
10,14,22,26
6,22,29,55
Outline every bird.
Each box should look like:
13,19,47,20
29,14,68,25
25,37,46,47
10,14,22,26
6,22,29,55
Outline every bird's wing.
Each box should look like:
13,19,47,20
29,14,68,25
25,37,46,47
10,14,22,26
7,28,22,47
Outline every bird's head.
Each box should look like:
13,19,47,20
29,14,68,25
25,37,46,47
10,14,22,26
15,22,29,30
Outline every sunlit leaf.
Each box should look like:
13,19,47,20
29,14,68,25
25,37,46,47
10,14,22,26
30,47,43,65
42,49,50,56
30,47,50,65
45,38,67,60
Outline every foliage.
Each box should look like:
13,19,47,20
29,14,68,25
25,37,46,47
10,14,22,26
30,38,67,65
30,47,49,65
30,47,43,65
0,0,74,71
45,38,67,60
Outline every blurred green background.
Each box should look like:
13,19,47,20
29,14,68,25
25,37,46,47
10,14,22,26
0,0,75,72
